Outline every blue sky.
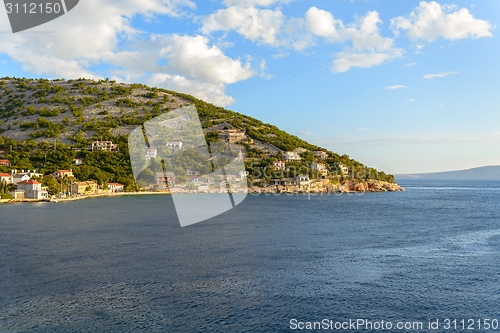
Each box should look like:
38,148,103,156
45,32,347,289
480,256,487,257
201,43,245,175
0,0,498,173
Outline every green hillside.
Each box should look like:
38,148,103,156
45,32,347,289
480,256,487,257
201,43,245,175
0,77,396,192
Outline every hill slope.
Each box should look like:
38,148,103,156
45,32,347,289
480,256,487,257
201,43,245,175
396,166,500,180
0,77,399,192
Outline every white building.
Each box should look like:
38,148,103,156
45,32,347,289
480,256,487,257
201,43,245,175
146,147,158,159
338,163,349,175
273,160,286,170
313,151,328,159
52,170,74,180
12,173,31,185
0,173,12,184
73,158,84,165
90,141,119,152
295,175,311,188
284,152,301,161
17,180,49,199
311,162,328,177
166,141,183,151
107,182,125,193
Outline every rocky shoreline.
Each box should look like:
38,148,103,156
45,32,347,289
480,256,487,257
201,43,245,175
0,181,403,204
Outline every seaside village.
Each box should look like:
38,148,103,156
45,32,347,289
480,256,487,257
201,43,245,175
0,126,389,202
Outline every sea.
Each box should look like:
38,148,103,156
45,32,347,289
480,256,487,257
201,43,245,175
1,179,499,332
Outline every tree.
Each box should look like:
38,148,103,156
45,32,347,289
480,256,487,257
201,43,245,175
42,176,60,195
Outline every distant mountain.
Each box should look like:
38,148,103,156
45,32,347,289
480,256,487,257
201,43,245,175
396,166,500,180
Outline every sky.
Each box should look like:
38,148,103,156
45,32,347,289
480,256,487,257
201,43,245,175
0,0,498,174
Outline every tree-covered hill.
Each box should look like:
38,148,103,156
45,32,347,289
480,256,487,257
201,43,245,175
0,77,396,191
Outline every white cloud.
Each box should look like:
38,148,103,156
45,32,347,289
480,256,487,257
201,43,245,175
305,7,343,41
159,34,255,84
309,10,404,73
391,1,494,42
332,48,402,73
147,73,236,106
423,71,458,79
385,85,406,90
296,131,316,136
202,6,284,46
404,62,417,67
0,0,259,106
407,98,415,102
223,0,292,6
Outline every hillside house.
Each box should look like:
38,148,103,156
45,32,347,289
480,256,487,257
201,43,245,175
296,175,311,189
338,163,349,175
188,175,201,183
90,141,119,152
311,162,328,177
107,182,124,193
70,181,98,195
52,170,74,180
313,151,328,159
0,159,11,166
275,178,297,187
146,147,158,159
239,170,249,179
186,170,200,176
273,160,286,170
165,141,183,152
11,169,43,179
156,171,176,187
72,158,84,166
11,173,31,185
17,180,48,199
284,152,301,162
0,173,12,184
217,129,246,143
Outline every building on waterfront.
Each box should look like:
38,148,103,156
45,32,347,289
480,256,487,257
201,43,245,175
70,181,98,195
295,175,311,189
107,182,124,193
16,180,49,199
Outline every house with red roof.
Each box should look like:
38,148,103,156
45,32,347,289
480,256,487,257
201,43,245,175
0,159,11,166
0,173,11,184
52,169,74,180
107,182,124,193
16,179,49,199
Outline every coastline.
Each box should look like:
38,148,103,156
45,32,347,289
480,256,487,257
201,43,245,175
0,181,404,204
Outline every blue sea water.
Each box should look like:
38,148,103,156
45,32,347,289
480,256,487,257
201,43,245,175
1,180,500,332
